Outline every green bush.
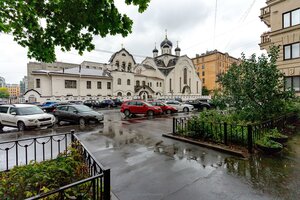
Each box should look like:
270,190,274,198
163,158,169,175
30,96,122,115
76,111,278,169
0,145,89,199
255,136,283,149
266,128,288,139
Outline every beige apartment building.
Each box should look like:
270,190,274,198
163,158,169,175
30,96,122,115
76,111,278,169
192,50,239,93
260,0,300,94
6,84,20,97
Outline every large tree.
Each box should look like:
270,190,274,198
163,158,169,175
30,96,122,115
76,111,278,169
0,87,9,98
219,46,295,121
0,0,150,62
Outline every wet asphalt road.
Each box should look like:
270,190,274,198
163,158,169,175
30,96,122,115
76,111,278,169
0,110,300,200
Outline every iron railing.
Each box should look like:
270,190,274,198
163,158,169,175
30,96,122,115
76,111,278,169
0,130,111,200
172,113,298,153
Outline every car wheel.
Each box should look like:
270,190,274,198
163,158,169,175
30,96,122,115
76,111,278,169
183,107,189,112
166,109,172,114
79,118,86,126
17,121,26,131
147,110,154,116
124,110,131,117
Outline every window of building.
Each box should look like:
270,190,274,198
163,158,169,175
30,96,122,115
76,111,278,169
160,82,162,87
180,77,182,91
107,82,111,89
156,82,158,87
116,61,119,67
127,92,131,96
197,81,199,93
117,78,121,85
202,71,205,76
183,68,187,84
142,81,146,86
189,78,191,87
36,79,40,88
202,65,205,70
202,78,205,84
284,43,300,60
65,80,76,88
86,66,90,69
283,9,300,28
122,62,126,71
127,79,130,85
169,78,172,92
136,80,140,86
285,76,300,92
97,81,102,89
117,92,122,97
87,81,91,89
150,82,152,87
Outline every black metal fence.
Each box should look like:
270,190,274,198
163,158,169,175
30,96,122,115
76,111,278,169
0,130,110,200
172,113,298,153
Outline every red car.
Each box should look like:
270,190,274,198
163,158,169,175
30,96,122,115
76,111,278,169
148,101,178,114
120,100,163,117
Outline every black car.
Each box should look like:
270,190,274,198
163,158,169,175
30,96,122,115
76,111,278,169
83,100,100,107
68,100,83,105
112,98,123,107
53,105,104,126
184,100,211,110
42,102,70,113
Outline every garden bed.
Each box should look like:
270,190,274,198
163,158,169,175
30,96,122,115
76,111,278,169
0,146,90,199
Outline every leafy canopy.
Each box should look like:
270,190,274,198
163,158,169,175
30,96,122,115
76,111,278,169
0,87,9,98
219,46,295,121
0,0,150,62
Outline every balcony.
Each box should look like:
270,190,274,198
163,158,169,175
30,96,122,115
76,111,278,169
260,6,270,27
259,32,271,49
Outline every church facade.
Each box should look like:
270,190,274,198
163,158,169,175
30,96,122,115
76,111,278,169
25,36,203,103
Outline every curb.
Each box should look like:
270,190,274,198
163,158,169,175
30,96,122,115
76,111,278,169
162,133,248,158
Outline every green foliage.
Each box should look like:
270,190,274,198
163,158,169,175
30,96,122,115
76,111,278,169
0,145,89,199
210,89,227,110
0,0,150,62
255,136,283,149
266,128,288,139
0,87,9,98
202,86,210,95
218,46,295,121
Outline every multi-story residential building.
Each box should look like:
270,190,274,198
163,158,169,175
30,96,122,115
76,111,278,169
192,50,239,92
259,0,300,94
24,35,203,103
20,76,28,96
0,76,5,87
6,84,20,97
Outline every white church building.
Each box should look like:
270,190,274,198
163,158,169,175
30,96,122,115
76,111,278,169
24,35,204,103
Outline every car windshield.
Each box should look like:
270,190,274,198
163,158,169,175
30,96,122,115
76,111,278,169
144,102,153,107
74,105,93,112
17,106,44,115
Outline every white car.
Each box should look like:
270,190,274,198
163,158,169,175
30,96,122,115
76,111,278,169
164,100,194,112
0,104,55,131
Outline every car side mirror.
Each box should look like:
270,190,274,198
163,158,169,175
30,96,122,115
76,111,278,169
11,112,17,115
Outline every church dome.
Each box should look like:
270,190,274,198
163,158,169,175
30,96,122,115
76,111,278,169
160,38,173,48
153,47,158,53
175,46,181,51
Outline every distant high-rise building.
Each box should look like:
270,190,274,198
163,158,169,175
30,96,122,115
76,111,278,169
0,76,5,87
259,0,300,95
20,76,28,95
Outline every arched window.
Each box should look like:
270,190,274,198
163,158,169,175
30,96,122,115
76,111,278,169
128,66,131,72
142,81,146,86
127,92,131,96
183,68,187,84
122,62,126,71
127,79,131,85
160,82,162,87
136,80,140,86
117,78,121,85
116,61,119,67
156,82,158,87
117,92,122,97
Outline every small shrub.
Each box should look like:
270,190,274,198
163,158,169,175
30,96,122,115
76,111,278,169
255,136,283,149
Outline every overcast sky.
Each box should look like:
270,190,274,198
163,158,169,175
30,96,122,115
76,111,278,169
0,0,268,84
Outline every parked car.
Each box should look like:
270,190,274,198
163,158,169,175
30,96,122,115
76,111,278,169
0,104,55,131
120,100,163,117
68,100,83,105
42,102,70,113
164,100,194,112
148,101,178,114
112,98,123,107
83,100,99,107
184,100,211,110
53,104,104,126
99,99,115,108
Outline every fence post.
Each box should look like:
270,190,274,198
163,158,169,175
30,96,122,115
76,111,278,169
224,122,228,145
70,129,75,142
172,118,176,134
103,169,111,200
247,125,253,153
